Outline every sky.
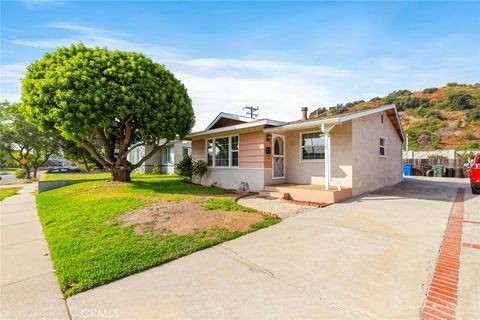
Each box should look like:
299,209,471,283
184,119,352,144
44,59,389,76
1,1,479,131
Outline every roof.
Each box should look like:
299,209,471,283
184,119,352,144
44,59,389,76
205,112,259,130
187,104,404,142
265,104,404,142
187,118,287,139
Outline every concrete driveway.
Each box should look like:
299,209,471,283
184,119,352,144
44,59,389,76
67,177,479,320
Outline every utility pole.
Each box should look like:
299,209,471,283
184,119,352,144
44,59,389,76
243,105,259,119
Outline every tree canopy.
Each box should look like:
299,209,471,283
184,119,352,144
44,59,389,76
0,101,60,178
21,44,195,181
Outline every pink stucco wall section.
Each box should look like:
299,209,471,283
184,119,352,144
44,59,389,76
191,130,270,169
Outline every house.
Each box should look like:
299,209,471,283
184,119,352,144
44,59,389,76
127,140,191,174
186,104,404,203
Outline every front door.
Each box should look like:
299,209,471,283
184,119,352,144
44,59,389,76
272,135,285,179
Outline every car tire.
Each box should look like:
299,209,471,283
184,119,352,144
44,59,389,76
472,187,480,195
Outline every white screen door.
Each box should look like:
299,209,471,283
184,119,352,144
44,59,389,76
272,135,285,179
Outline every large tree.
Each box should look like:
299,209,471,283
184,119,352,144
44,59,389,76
21,44,194,182
0,102,59,179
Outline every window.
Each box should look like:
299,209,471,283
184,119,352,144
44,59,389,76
207,139,214,166
183,147,191,158
301,132,325,161
163,147,173,164
207,135,239,167
379,137,386,157
215,137,229,166
231,136,239,167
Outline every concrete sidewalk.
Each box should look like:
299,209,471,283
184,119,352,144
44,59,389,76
0,183,70,320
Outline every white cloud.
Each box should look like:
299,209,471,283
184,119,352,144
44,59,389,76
0,64,26,102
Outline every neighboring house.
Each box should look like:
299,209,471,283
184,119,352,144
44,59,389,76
186,104,404,203
127,140,191,174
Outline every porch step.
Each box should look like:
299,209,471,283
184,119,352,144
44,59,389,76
264,185,282,192
258,191,289,199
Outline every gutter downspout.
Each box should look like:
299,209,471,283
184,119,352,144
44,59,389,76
321,123,342,191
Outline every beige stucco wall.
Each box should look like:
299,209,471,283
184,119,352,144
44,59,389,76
283,122,353,187
351,111,403,196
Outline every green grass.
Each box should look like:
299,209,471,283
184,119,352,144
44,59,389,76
0,168,18,173
0,187,21,201
203,198,257,213
36,175,280,297
42,172,112,181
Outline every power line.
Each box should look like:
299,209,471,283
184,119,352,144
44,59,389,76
243,105,259,119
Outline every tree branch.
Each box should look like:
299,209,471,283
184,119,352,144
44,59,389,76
96,129,115,163
81,141,111,168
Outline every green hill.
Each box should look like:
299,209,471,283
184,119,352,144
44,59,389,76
309,83,480,150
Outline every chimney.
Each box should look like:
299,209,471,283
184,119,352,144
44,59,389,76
301,107,308,121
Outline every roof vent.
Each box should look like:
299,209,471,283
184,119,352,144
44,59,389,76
301,107,308,121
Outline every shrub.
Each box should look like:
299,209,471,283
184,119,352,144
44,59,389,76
461,130,477,140
150,164,162,175
424,109,445,120
422,88,438,94
413,106,427,117
175,155,193,181
192,160,208,179
466,108,480,122
15,169,25,179
447,82,459,87
446,91,473,110
370,97,381,102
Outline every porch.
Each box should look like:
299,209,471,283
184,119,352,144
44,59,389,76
260,183,352,204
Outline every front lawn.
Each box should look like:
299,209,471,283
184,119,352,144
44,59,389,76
41,172,111,181
37,175,279,297
0,187,21,201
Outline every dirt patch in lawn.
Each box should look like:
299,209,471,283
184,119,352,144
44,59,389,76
115,199,265,235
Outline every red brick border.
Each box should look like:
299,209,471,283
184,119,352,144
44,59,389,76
462,242,480,250
421,188,465,320
463,220,480,225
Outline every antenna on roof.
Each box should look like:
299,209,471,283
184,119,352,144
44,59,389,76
243,105,259,119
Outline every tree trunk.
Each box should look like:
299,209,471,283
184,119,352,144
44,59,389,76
23,165,31,180
111,165,132,182
33,167,38,179
82,155,91,172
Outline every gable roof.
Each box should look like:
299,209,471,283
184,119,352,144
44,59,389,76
205,112,258,130
187,118,287,139
188,104,404,142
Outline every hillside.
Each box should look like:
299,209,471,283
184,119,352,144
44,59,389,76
309,83,480,150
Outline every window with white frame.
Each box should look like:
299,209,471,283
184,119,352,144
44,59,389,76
301,132,325,160
231,136,239,166
207,136,239,167
379,137,386,157
207,139,214,166
163,146,173,165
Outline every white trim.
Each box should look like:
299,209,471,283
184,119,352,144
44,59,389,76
265,118,340,133
379,136,387,158
272,134,286,179
299,130,326,163
205,134,239,168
